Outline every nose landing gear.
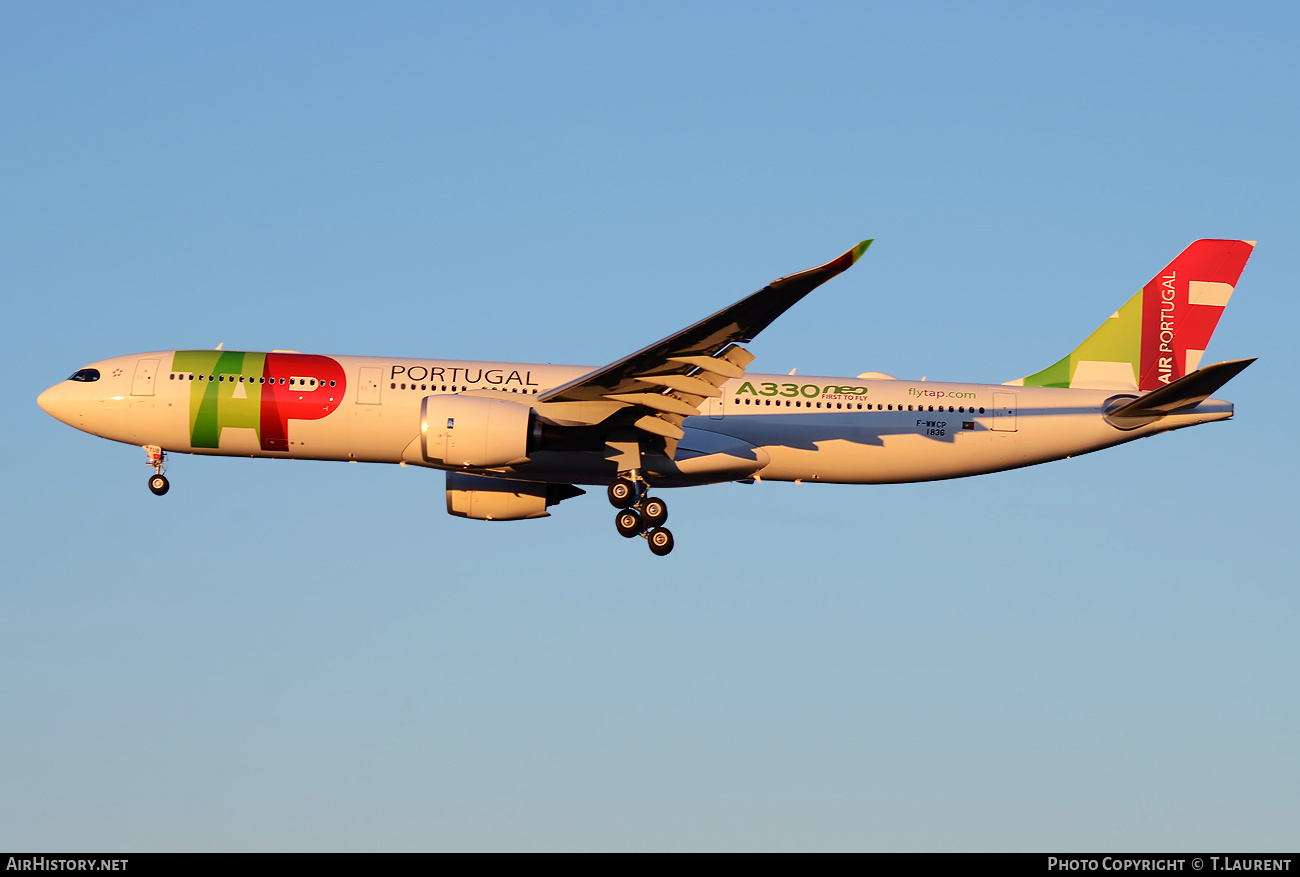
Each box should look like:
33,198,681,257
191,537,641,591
608,471,673,556
144,445,169,496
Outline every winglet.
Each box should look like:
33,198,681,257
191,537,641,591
776,240,873,282
820,239,873,276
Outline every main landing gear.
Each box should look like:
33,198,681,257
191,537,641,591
608,474,674,556
144,445,169,496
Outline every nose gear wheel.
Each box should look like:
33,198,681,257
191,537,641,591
143,445,169,497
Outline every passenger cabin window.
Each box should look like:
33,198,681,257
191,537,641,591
68,368,100,382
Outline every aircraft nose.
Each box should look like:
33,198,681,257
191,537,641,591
37,382,76,424
37,385,57,415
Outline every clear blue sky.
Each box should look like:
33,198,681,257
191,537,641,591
3,2,1297,851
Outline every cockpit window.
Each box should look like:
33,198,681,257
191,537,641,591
68,368,100,382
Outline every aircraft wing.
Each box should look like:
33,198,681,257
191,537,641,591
537,240,872,445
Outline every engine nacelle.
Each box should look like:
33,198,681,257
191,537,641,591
421,395,536,468
445,472,585,521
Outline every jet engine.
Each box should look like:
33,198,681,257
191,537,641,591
446,472,585,521
421,395,541,468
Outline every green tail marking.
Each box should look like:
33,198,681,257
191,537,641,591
1021,289,1143,389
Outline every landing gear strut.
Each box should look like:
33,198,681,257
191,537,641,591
144,445,169,496
608,470,673,556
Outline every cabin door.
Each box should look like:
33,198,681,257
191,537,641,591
357,367,383,404
991,392,1017,432
131,358,159,396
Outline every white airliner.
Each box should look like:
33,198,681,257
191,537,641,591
38,239,1255,555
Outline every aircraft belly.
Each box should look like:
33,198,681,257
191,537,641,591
284,404,416,462
214,427,261,455
755,432,999,483
719,408,1146,484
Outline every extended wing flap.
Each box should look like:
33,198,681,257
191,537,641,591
607,392,703,418
638,374,723,398
665,356,743,379
634,414,686,441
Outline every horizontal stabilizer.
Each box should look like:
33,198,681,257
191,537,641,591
1106,358,1255,422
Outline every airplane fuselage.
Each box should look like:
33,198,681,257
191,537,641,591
37,349,1233,488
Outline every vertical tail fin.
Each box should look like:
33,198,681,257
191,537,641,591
1011,240,1256,391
